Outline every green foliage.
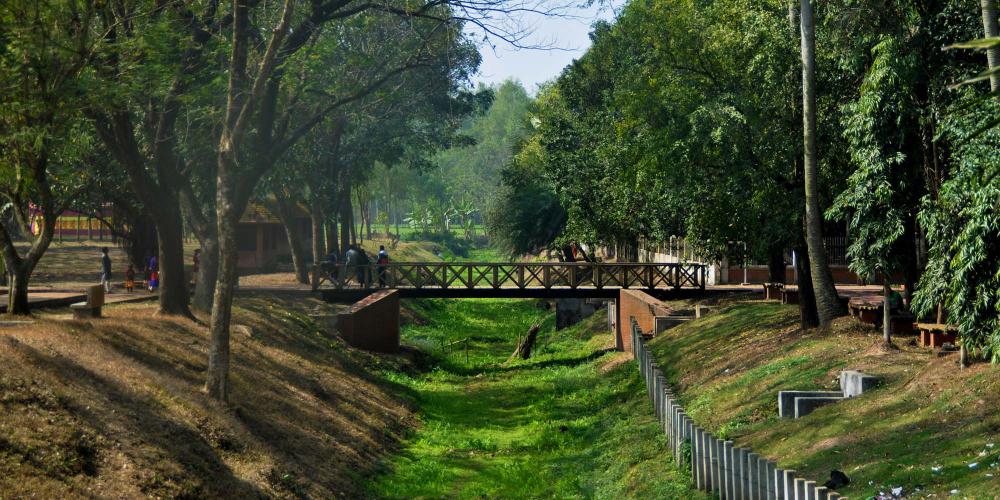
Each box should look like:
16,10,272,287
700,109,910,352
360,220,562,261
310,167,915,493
914,97,1000,360
827,36,919,281
499,0,807,262
485,125,567,256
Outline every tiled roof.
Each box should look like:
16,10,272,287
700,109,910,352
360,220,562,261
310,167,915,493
239,201,309,224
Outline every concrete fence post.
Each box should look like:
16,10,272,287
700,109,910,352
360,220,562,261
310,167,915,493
671,408,679,454
653,374,663,420
663,398,672,442
803,482,817,500
684,417,694,471
793,478,806,500
646,362,655,399
721,441,734,499
676,411,689,463
707,433,720,493
684,418,695,477
691,427,702,489
663,395,673,438
736,448,750,498
731,447,744,500
782,469,796,500
746,452,759,500
760,458,773,500
699,428,711,492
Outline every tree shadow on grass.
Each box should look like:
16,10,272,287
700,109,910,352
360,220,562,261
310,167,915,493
9,341,267,498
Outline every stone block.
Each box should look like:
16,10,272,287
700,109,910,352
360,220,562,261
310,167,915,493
794,396,844,418
654,315,693,333
839,370,880,398
555,298,598,329
778,391,844,418
336,290,400,353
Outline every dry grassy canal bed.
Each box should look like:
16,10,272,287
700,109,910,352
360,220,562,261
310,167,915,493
370,299,702,499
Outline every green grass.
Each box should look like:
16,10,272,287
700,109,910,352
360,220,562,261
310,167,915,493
646,301,1000,497
371,299,704,499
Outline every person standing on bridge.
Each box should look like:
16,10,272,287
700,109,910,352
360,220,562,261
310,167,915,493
376,245,389,288
344,245,358,286
356,247,372,288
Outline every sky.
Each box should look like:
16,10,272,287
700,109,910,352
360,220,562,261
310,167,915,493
471,2,623,94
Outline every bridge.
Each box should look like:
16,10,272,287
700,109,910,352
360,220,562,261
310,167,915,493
319,261,708,301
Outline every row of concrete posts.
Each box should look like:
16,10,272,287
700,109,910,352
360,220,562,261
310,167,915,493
631,321,844,500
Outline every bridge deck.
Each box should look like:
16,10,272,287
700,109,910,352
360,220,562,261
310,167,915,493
319,262,708,302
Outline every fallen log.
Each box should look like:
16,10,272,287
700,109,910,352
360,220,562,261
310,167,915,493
510,323,541,361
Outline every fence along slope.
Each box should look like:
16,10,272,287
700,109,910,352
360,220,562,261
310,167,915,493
631,320,843,500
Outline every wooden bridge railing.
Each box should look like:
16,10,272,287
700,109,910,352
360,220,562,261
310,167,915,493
327,262,707,291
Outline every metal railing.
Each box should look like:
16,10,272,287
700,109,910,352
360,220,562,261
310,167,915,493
326,262,707,291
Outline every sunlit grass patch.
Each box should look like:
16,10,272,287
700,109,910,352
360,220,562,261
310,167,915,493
647,301,1000,497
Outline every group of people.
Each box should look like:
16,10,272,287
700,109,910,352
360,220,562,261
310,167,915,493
100,244,382,293
98,248,201,294
322,244,390,288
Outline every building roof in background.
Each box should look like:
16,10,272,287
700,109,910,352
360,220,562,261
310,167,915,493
240,201,309,224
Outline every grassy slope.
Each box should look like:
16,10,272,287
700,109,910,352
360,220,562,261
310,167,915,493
647,301,1000,498
0,295,414,498
372,299,705,499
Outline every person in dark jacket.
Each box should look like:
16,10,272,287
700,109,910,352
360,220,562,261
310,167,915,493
355,247,371,288
376,245,390,287
100,248,112,293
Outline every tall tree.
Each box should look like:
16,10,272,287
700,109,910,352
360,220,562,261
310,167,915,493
204,0,528,400
0,0,99,314
89,1,229,316
799,0,841,325
982,0,1000,91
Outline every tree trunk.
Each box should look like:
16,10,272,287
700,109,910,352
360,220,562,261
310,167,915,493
270,194,310,285
350,204,358,246
7,267,30,315
194,235,219,312
326,221,338,256
156,211,191,314
340,189,352,254
882,279,893,345
902,214,919,306
510,324,541,360
795,240,820,329
179,182,218,313
309,200,326,290
206,205,239,401
800,0,842,326
982,0,1000,92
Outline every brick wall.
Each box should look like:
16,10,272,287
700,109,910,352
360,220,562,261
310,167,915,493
616,289,672,353
337,290,400,353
